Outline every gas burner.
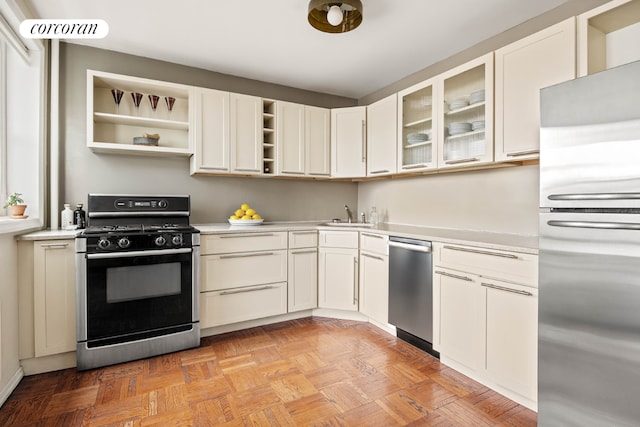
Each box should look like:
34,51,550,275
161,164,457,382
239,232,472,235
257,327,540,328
144,224,194,232
83,224,144,235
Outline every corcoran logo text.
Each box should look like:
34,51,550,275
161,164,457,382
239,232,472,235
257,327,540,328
20,19,109,39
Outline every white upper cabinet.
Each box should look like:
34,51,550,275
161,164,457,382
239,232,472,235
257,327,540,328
277,101,306,176
276,102,331,177
331,106,367,178
190,88,230,174
230,93,263,175
437,53,494,169
366,94,397,177
87,70,193,156
577,0,640,77
305,106,331,177
495,18,575,162
397,78,438,173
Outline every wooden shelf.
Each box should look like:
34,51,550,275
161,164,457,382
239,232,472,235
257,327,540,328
88,141,192,157
404,117,433,128
446,129,485,140
403,141,432,149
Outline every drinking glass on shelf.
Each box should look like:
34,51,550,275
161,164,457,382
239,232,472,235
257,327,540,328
165,96,176,119
111,89,124,114
148,94,160,117
131,92,143,116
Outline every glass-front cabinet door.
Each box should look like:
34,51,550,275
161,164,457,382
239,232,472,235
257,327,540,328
397,78,438,173
437,53,494,169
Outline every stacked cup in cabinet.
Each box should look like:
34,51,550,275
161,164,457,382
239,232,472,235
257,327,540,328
432,242,538,410
199,232,288,328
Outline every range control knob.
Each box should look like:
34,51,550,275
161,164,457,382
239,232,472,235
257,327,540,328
171,234,183,246
98,237,110,249
118,237,131,249
158,200,168,209
155,235,167,247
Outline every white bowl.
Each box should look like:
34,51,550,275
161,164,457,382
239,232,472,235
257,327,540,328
228,219,264,226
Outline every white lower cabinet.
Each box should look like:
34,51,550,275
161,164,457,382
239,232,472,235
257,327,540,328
18,239,76,360
200,232,288,328
288,230,318,312
201,282,287,328
482,278,538,402
318,231,359,311
359,232,389,324
435,267,484,371
433,241,538,410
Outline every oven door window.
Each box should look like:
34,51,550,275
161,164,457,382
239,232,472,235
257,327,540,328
86,251,193,344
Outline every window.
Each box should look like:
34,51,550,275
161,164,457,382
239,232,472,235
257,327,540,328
0,9,46,233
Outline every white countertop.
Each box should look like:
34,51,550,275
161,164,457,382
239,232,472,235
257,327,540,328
17,222,538,254
195,221,538,254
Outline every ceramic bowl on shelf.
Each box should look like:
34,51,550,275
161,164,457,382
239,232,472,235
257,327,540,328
407,132,430,144
448,122,472,135
448,98,469,111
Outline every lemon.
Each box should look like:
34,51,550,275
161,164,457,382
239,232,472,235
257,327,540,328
252,214,262,220
241,214,252,220
229,215,239,220
245,208,256,216
234,209,245,217
241,203,250,211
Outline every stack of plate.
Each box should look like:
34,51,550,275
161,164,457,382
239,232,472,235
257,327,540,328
470,89,485,104
472,120,485,131
407,132,430,144
448,122,472,136
448,98,469,111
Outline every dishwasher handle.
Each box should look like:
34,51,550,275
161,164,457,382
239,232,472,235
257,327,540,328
388,240,432,253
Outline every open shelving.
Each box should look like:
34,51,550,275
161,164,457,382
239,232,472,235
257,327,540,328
87,70,193,156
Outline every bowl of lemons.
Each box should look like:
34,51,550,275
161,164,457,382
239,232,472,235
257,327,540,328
228,203,264,225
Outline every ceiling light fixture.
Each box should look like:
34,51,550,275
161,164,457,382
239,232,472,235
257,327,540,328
308,0,363,34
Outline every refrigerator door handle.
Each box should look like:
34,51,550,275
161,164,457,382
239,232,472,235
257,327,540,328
548,220,640,231
548,193,640,201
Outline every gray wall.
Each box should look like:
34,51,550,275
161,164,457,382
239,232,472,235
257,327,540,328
59,43,359,224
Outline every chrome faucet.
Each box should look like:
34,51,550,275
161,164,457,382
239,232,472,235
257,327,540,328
344,204,353,223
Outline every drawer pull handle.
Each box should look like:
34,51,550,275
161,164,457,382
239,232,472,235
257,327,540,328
435,270,473,282
219,233,275,238
370,169,390,174
445,157,479,165
281,170,305,175
506,149,539,157
234,168,261,173
481,282,533,297
291,249,317,255
443,245,518,259
353,257,359,305
220,252,274,259
40,243,69,249
361,253,384,261
402,163,429,170
220,285,274,295
361,233,384,239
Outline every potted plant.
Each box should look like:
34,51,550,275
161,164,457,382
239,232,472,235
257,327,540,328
4,192,27,218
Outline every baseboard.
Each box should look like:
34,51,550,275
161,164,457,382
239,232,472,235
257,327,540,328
0,367,23,407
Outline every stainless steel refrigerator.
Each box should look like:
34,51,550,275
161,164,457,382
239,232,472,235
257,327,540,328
539,59,640,426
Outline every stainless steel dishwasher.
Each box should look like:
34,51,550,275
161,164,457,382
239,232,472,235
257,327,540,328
388,236,438,357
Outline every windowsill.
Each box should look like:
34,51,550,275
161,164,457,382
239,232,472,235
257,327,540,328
0,217,43,236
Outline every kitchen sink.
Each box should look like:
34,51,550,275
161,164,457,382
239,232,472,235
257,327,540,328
322,222,374,228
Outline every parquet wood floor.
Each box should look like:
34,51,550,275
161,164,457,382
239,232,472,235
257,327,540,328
0,317,537,426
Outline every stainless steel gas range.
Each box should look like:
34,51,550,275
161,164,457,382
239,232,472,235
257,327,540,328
75,194,200,370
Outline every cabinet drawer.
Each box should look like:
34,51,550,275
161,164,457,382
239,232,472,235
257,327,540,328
200,282,287,328
201,231,287,254
201,250,287,291
438,243,538,287
288,230,318,249
319,230,358,248
359,232,388,255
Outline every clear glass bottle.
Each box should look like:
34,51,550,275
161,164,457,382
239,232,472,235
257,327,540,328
61,204,74,230
369,206,379,226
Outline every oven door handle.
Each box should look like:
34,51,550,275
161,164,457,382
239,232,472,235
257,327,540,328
86,248,192,259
